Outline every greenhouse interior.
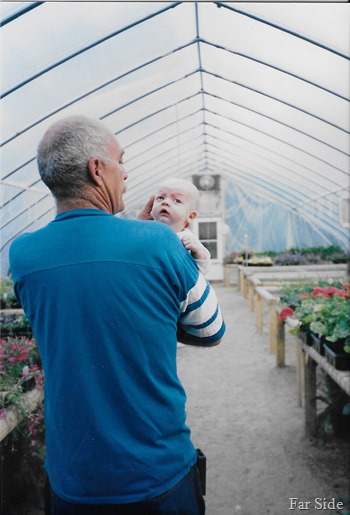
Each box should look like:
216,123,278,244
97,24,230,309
1,1,350,280
1,2,350,514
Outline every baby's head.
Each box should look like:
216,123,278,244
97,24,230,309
151,178,199,232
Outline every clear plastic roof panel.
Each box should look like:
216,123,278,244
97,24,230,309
1,2,349,275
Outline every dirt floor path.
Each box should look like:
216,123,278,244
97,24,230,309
177,283,350,515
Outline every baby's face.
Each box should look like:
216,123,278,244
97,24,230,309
151,185,196,232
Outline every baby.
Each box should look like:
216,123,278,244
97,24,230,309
150,178,211,275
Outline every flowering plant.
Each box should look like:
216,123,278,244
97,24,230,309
227,252,273,265
247,255,273,266
279,306,295,321
0,337,44,449
274,245,348,265
279,282,350,353
279,280,346,309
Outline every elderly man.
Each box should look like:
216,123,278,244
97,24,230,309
10,116,225,514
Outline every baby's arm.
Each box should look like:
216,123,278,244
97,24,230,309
181,233,210,261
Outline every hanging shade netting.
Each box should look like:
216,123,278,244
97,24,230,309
1,2,349,276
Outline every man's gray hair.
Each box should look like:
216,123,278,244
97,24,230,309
37,115,115,198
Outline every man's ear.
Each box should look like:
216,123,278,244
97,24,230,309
88,157,104,186
184,210,197,229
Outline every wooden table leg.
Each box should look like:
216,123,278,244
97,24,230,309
248,283,254,312
295,338,303,407
224,266,230,287
256,293,263,334
276,315,285,367
268,302,278,353
241,270,247,298
303,354,317,438
269,305,285,366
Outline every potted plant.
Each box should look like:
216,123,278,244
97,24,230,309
281,283,350,368
246,255,273,266
0,336,43,412
278,281,340,345
232,248,254,264
280,282,350,362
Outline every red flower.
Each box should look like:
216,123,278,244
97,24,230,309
325,286,339,296
312,287,327,297
312,286,350,298
279,307,295,321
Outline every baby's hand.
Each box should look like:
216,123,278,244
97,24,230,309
181,234,209,260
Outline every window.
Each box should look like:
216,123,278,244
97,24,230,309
198,221,218,259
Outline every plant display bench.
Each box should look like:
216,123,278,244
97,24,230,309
266,310,350,438
296,340,350,438
238,263,347,300
246,267,348,367
252,274,347,364
247,269,347,312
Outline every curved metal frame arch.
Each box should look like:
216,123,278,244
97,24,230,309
1,0,349,265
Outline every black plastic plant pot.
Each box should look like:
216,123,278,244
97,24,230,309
324,343,350,371
299,327,312,346
20,375,36,392
310,332,325,356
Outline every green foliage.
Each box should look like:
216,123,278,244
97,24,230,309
292,294,350,352
273,246,349,265
226,245,349,266
280,281,350,353
309,297,350,345
0,277,20,309
1,313,33,337
253,250,279,257
279,280,346,308
288,245,344,257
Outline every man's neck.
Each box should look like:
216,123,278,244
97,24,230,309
56,197,104,214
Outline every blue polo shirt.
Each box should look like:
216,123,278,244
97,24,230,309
10,209,224,504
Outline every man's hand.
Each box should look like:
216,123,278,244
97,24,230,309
137,196,155,220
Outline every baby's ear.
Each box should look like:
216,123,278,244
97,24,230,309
184,210,197,228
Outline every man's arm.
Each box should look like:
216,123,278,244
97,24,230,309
177,324,222,346
178,273,225,347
